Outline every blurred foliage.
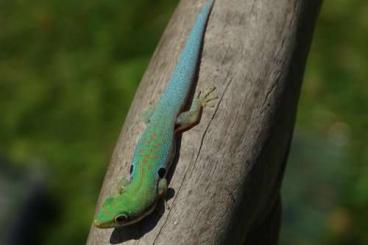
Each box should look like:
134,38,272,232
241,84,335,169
281,0,368,244
0,0,366,244
0,0,177,244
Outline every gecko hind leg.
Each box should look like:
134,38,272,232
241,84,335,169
176,87,218,131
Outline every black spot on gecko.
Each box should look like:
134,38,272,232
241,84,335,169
158,168,166,178
129,165,133,174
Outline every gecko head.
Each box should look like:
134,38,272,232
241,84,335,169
93,195,134,228
93,193,158,228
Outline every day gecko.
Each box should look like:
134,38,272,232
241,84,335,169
94,0,216,228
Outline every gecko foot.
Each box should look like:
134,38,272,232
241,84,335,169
197,87,218,108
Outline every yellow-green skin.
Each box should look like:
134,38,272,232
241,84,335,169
94,0,214,228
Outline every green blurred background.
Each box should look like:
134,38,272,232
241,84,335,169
0,0,366,244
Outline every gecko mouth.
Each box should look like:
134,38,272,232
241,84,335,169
94,220,116,229
121,201,159,227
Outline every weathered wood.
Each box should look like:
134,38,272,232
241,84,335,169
86,0,321,244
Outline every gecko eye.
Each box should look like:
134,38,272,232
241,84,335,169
129,165,133,174
158,168,166,178
115,214,129,224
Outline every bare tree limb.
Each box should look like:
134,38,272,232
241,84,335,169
87,0,321,244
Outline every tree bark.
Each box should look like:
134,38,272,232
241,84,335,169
87,0,321,244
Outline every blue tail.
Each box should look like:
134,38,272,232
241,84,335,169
158,0,214,113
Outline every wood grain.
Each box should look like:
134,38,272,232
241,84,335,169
86,0,321,244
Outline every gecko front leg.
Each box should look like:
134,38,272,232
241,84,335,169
118,178,130,194
176,87,218,132
158,178,168,197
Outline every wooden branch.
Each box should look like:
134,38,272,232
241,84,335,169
87,0,321,244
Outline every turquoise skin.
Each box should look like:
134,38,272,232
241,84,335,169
94,0,215,228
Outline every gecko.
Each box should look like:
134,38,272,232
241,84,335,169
94,0,216,228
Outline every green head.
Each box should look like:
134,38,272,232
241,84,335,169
93,188,158,228
93,194,158,228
